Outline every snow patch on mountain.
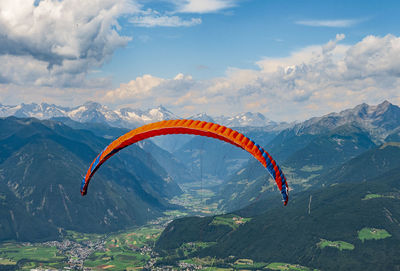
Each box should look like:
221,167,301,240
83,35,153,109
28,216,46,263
292,100,400,142
3,101,396,137
0,102,179,128
215,112,276,127
0,102,285,129
188,113,215,123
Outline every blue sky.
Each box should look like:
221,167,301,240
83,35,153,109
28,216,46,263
100,0,398,84
1,0,400,121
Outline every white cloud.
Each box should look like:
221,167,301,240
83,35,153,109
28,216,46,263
344,34,400,78
0,0,136,87
100,34,400,121
0,0,207,88
172,0,238,13
103,73,197,109
296,19,362,28
104,74,165,102
130,9,201,27
2,28,400,121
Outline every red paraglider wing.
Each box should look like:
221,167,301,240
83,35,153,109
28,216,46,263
81,119,289,205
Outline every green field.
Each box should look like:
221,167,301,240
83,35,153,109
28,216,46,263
300,165,323,172
266,262,313,270
232,258,268,269
186,257,269,270
0,243,66,270
317,239,355,251
107,226,162,248
179,242,217,257
358,228,392,242
181,256,221,266
84,250,149,270
0,258,16,265
65,230,103,242
178,255,317,271
209,214,252,230
201,268,233,271
362,193,397,200
163,210,189,217
170,180,225,216
84,226,163,270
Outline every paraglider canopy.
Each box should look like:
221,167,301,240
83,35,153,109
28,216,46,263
81,119,289,206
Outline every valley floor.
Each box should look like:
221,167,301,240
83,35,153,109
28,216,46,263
1,182,396,270
0,182,317,271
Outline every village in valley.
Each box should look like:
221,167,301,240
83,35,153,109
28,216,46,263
0,187,289,271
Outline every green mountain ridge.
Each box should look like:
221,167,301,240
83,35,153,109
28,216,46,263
208,159,278,212
0,117,182,242
156,165,400,270
52,116,197,185
284,124,376,177
210,124,379,212
315,142,400,186
208,102,400,213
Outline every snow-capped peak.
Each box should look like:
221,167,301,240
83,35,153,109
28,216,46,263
215,112,275,127
0,102,285,129
188,113,215,123
292,100,400,140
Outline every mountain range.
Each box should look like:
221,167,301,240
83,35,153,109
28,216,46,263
210,101,400,212
0,102,178,129
0,102,278,129
288,100,400,141
1,100,400,247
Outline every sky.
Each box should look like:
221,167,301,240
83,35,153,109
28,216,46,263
1,0,400,121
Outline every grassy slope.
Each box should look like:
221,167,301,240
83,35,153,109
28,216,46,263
156,166,400,270
315,143,400,186
211,124,377,213
284,124,376,178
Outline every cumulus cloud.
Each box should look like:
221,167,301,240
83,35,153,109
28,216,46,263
104,74,165,102
102,34,400,121
296,19,362,27
130,9,201,27
102,73,197,109
1,4,399,123
345,35,400,78
240,34,400,119
172,0,238,13
0,0,209,88
0,0,136,87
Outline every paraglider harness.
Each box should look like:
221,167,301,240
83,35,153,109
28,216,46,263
281,183,289,206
